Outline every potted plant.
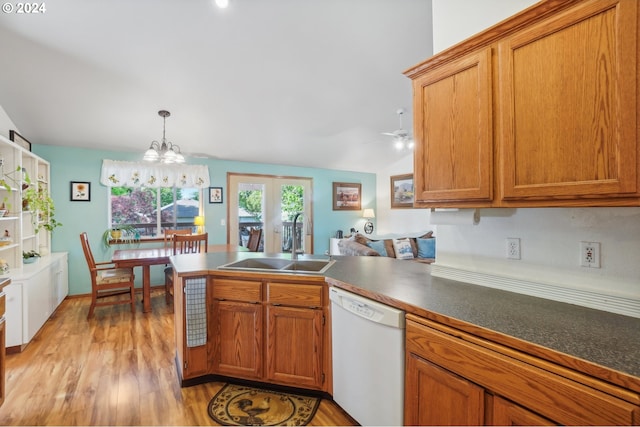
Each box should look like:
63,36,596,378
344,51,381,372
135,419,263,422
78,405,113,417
22,250,41,264
22,185,62,233
102,224,138,248
0,165,62,233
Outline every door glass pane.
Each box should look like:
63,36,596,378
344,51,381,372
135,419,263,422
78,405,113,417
280,184,304,253
238,183,264,250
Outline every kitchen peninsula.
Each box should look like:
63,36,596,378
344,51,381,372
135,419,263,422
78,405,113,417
170,252,640,425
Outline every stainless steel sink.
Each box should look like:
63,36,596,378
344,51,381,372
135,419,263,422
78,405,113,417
218,258,335,274
281,260,334,272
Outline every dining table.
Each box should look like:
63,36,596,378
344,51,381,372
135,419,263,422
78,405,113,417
112,244,246,313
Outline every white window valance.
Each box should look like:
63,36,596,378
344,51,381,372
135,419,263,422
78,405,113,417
100,160,210,188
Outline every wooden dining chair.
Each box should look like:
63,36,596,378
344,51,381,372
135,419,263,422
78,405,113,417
80,232,135,319
166,233,208,307
247,228,262,252
173,232,209,255
163,229,192,305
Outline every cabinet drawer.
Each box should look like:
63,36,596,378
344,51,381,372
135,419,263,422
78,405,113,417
266,282,322,307
212,279,261,302
0,292,4,318
406,317,640,425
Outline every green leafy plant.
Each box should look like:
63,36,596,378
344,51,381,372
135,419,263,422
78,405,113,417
22,250,41,259
0,166,29,210
101,224,138,248
22,185,62,233
0,166,61,233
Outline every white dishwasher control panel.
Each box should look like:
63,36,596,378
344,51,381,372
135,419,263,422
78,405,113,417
329,287,405,328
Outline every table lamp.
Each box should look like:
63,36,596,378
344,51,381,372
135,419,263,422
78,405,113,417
363,208,375,234
194,215,205,234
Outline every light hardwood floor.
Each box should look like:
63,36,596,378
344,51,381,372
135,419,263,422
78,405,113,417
0,289,357,426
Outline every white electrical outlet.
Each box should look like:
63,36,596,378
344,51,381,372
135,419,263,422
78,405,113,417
506,237,521,260
580,241,600,268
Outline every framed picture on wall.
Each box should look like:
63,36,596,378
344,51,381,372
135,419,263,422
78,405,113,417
390,174,414,208
209,187,223,203
332,182,361,210
9,130,32,152
70,181,91,202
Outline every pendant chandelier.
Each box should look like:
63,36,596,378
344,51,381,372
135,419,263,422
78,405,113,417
143,110,185,163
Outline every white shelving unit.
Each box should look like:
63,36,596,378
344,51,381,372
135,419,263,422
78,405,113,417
0,134,51,270
0,134,67,351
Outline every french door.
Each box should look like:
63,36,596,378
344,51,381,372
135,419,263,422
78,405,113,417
228,173,313,254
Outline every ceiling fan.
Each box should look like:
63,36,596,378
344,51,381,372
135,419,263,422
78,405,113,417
382,108,414,151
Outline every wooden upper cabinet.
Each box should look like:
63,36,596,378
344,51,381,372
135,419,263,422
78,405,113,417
412,47,493,206
406,0,640,207
498,0,638,204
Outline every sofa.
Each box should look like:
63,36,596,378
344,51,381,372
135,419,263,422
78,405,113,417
337,232,435,263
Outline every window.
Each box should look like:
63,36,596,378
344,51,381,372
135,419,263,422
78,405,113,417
109,186,201,237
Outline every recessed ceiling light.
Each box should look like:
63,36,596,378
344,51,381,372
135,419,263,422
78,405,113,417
215,0,229,9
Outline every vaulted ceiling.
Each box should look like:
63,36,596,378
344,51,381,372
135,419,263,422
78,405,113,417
0,0,432,173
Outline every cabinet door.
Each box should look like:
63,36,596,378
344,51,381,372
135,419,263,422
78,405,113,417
499,0,638,202
4,283,22,347
52,255,69,307
211,300,263,379
405,351,485,426
266,305,323,389
492,396,555,426
24,267,51,342
413,47,493,205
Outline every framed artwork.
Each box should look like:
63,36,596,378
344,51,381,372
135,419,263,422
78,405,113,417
70,181,91,202
9,130,31,152
391,174,414,208
333,182,361,210
209,187,223,204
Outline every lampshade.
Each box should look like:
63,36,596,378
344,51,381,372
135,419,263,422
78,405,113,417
363,209,375,219
143,110,186,164
194,216,205,226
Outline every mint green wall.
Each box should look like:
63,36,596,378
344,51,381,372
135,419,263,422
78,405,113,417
33,144,376,296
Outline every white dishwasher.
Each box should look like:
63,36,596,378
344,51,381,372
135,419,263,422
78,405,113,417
329,287,405,426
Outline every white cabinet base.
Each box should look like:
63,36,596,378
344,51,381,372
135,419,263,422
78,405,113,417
5,252,68,351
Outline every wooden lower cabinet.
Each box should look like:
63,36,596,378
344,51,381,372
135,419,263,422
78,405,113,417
212,300,262,379
492,396,555,426
405,353,485,425
405,315,640,425
207,276,328,391
266,305,323,388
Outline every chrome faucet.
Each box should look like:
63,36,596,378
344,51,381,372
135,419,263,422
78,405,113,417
292,212,303,260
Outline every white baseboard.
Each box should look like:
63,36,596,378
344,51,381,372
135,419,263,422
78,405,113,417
431,264,640,319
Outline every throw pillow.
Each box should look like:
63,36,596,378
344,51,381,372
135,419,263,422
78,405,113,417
392,238,414,260
417,237,436,259
366,240,387,257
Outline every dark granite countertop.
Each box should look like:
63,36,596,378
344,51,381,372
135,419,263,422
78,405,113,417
172,251,640,390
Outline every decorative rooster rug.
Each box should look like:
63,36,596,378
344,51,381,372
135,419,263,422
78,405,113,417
207,383,321,426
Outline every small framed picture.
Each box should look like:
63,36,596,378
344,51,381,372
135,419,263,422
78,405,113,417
333,182,362,210
70,181,91,202
209,187,223,204
390,174,414,208
9,130,32,152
